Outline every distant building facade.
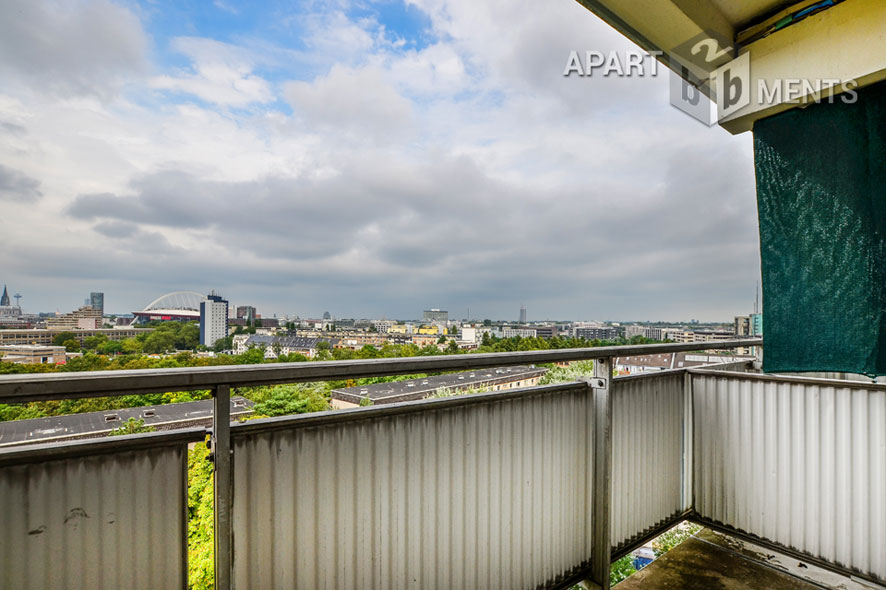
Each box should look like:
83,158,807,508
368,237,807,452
45,306,102,330
502,326,537,338
371,319,395,333
750,313,763,336
534,326,559,339
0,345,67,365
0,284,23,323
460,327,478,343
0,328,151,346
200,292,229,347
519,305,527,323
624,325,645,339
423,309,448,322
89,292,104,316
236,306,257,321
574,326,623,340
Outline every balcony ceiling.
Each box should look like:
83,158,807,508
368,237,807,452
712,0,794,29
574,0,805,54
575,0,886,133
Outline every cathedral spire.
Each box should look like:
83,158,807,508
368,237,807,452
0,285,9,307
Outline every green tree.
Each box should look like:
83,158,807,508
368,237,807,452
188,441,214,590
177,323,201,349
314,340,332,360
437,335,447,344
251,384,330,416
233,347,264,364
538,361,596,384
332,347,356,361
212,336,233,353
62,353,109,372
357,345,379,359
61,339,80,352
108,417,155,436
52,332,76,346
121,338,143,354
143,330,177,354
276,352,308,363
83,334,108,350
98,339,123,355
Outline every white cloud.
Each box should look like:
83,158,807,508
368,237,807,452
0,0,761,320
284,65,415,142
213,0,239,14
0,0,148,99
150,38,273,107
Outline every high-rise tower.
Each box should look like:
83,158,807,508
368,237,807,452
90,292,105,316
200,292,229,347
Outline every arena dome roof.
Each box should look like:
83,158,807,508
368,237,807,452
142,291,204,312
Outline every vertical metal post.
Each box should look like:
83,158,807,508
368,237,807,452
589,357,612,590
682,371,694,513
213,384,232,590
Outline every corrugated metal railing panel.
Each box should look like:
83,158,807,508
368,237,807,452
779,371,886,384
610,372,685,551
693,373,886,584
231,385,595,590
0,443,189,589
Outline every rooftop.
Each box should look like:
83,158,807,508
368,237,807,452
241,334,340,348
615,352,754,371
0,396,253,446
331,364,548,404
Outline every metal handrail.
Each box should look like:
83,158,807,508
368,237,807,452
229,381,588,436
689,366,886,389
0,339,762,402
0,427,206,467
0,338,763,590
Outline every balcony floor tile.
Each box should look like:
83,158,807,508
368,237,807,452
617,528,877,590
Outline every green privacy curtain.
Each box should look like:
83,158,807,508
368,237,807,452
754,79,886,375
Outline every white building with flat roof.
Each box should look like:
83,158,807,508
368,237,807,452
200,292,229,347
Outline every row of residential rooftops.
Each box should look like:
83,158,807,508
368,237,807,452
330,365,549,406
0,397,254,447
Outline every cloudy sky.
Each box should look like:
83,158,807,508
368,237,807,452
0,0,760,321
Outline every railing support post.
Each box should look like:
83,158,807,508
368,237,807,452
589,357,612,590
213,384,232,590
682,371,694,513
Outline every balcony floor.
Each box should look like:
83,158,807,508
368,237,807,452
618,528,882,590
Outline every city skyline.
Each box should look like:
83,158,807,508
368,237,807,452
1,0,759,321
0,280,749,325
